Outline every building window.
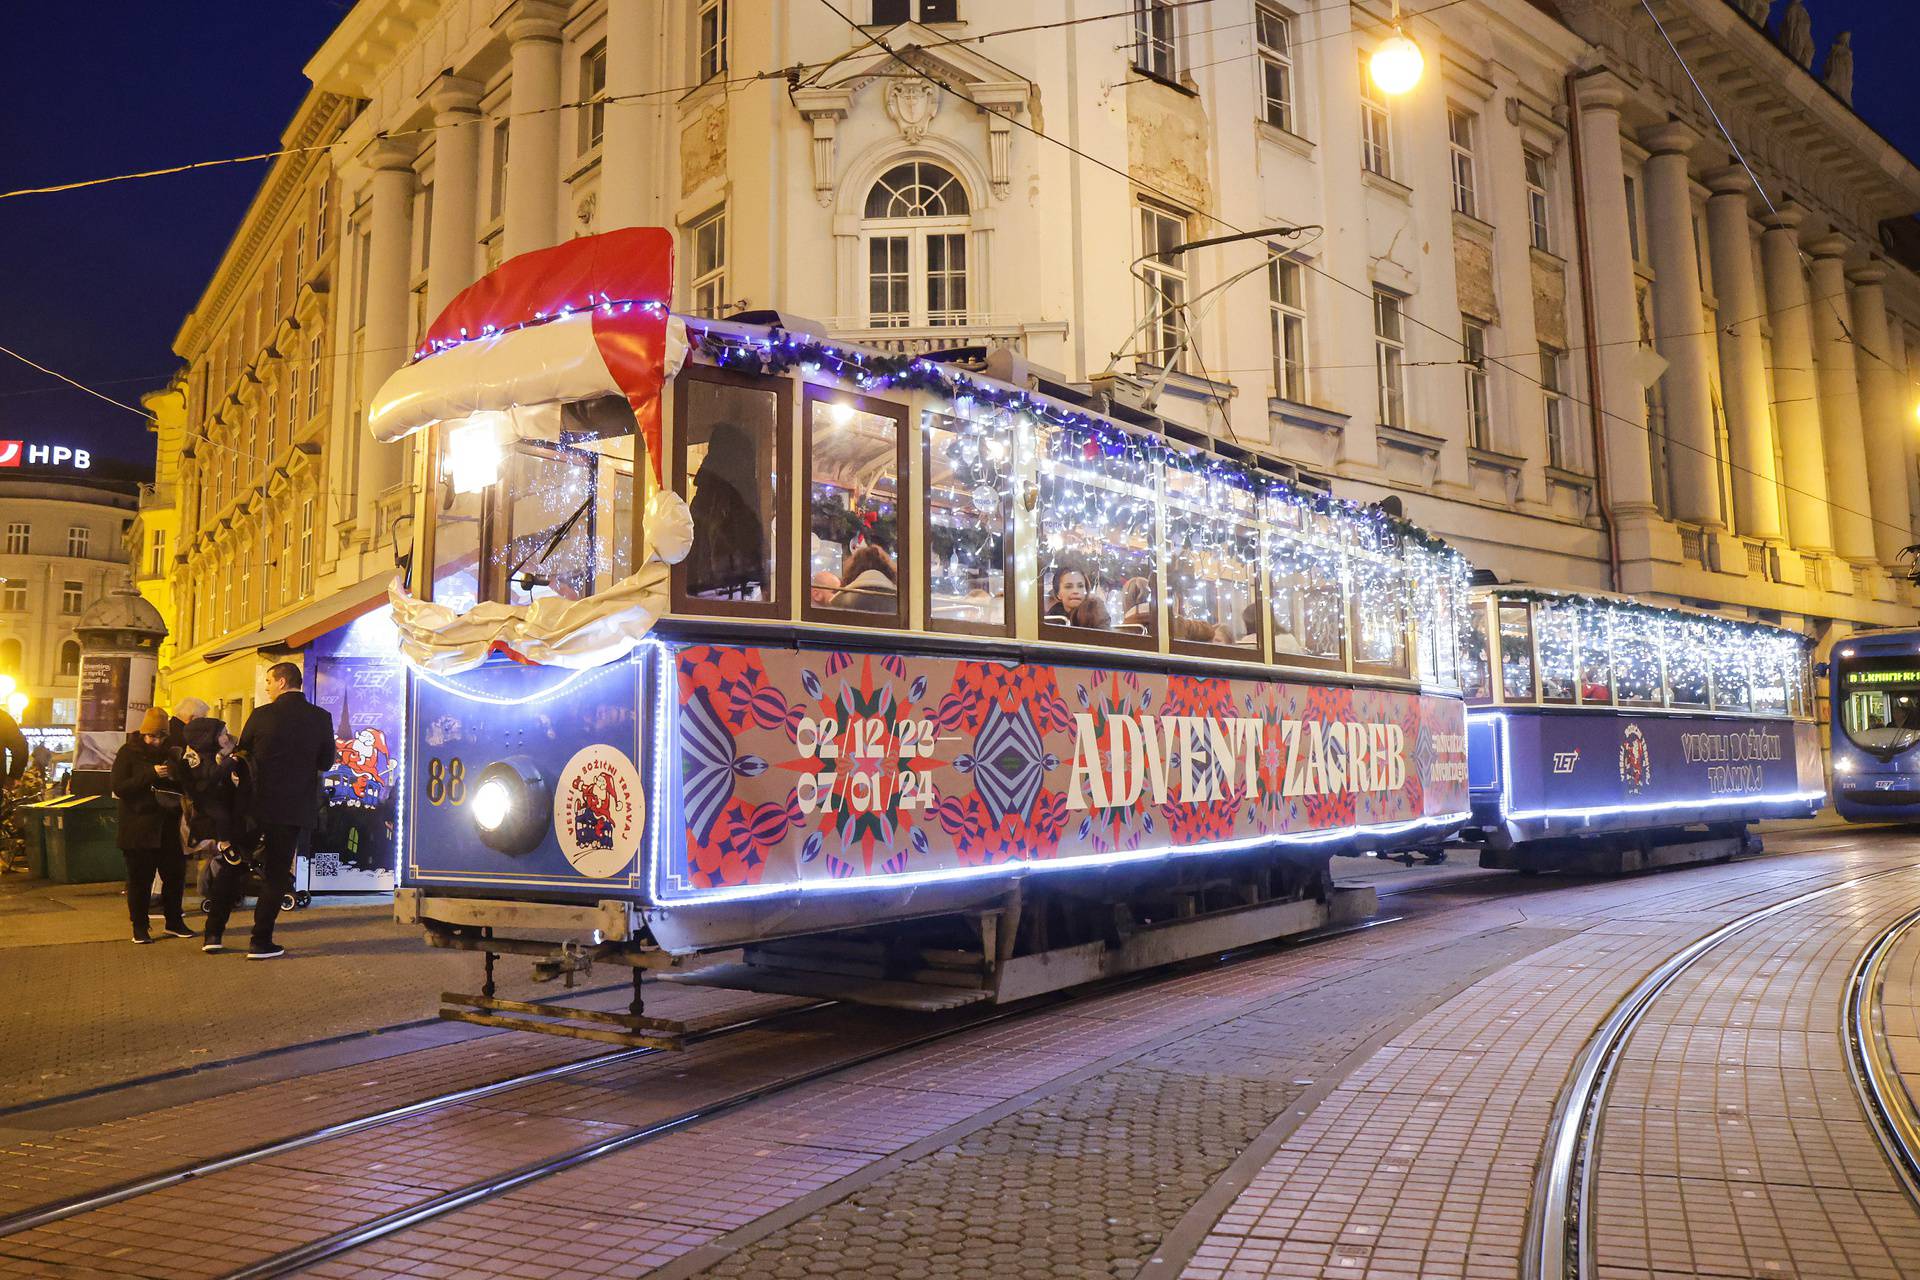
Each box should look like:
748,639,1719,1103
1447,107,1477,218
291,362,303,427
577,39,608,155
1,584,24,612
1623,174,1642,264
687,206,728,318
1255,3,1294,133
61,581,82,615
1360,55,1392,178
0,639,19,673
1462,317,1491,450
697,0,728,83
295,224,306,282
1524,149,1552,253
3,523,25,555
488,119,510,222
1132,0,1178,81
307,337,323,421
266,389,279,458
67,526,90,559
1268,252,1309,403
862,161,972,329
1373,289,1407,429
149,528,166,577
280,517,294,606
1138,197,1189,370
1542,345,1571,469
58,640,80,678
300,499,314,597
314,187,328,257
872,0,959,19
238,552,252,622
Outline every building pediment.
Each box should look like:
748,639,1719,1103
790,22,1033,206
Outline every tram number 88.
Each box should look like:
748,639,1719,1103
426,756,467,806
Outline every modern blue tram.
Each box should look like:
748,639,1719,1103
1830,627,1920,822
371,229,1475,1034
1458,588,1825,872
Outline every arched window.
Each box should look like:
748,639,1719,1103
58,641,80,678
862,161,970,329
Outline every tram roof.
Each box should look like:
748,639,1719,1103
1475,583,1812,642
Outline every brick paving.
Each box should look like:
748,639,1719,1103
0,830,1911,1280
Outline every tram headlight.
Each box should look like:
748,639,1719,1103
469,756,550,854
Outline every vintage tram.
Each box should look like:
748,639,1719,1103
1458,587,1825,873
374,230,1473,1036
1829,626,1920,821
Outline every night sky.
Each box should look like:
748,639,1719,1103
0,0,1912,475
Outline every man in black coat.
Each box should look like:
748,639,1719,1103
204,661,335,959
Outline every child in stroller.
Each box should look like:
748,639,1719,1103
177,718,304,917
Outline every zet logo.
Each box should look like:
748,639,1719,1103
0,442,20,467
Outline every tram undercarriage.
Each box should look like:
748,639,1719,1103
400,848,1376,1035
1468,820,1761,875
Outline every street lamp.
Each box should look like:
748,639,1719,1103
1369,3,1425,96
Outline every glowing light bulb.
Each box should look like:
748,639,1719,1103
1370,27,1425,95
830,401,857,427
471,776,513,832
0,674,15,701
3,692,23,721
448,413,508,494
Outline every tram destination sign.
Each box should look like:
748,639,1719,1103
1844,667,1920,687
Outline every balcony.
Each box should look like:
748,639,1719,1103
824,320,1060,359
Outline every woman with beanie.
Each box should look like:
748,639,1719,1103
110,706,193,944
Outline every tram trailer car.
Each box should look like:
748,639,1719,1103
375,229,1474,1031
1459,589,1824,873
1830,628,1920,821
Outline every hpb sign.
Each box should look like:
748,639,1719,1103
0,440,92,469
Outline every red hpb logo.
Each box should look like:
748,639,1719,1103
0,442,21,467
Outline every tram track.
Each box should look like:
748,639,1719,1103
1844,903,1920,1205
1523,859,1920,1280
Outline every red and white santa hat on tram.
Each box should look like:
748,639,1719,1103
367,227,683,482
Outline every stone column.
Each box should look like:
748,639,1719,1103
1574,74,1656,513
1703,167,1782,542
1847,260,1914,566
598,0,659,231
1807,234,1876,564
359,138,416,505
503,0,567,258
426,76,485,317
1759,204,1833,554
1640,122,1720,529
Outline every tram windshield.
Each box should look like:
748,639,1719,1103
429,396,636,610
1837,656,1920,754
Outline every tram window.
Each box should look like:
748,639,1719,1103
1496,603,1534,702
430,478,483,612
1751,650,1789,716
1265,504,1345,667
1612,612,1660,705
924,409,1011,634
1036,422,1157,645
1165,461,1261,653
673,367,787,616
1711,646,1751,711
1350,533,1409,676
1665,630,1710,708
1416,577,1460,689
1460,600,1492,704
495,397,636,606
1535,602,1577,703
804,391,906,627
1577,609,1612,705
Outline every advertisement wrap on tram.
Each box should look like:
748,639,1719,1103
1830,629,1920,821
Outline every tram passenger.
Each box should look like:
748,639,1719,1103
810,571,841,607
685,422,767,601
1120,578,1154,631
1044,566,1091,624
830,545,897,612
1071,594,1112,629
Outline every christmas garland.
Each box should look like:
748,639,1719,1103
1482,586,1815,647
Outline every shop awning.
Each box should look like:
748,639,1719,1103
203,571,393,662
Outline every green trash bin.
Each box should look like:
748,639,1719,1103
31,795,124,885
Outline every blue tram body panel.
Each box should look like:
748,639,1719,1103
1468,707,1824,843
402,652,649,895
1829,629,1920,822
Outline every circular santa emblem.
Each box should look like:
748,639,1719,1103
553,745,646,879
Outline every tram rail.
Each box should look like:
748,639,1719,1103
1844,903,1920,1204
1523,860,1920,1280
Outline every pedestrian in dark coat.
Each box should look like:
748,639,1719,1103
110,707,192,944
204,662,335,959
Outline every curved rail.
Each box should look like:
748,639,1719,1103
1524,862,1920,1280
1844,905,1920,1204
0,1004,818,1241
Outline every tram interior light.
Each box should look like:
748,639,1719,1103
829,400,857,427
448,413,510,494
